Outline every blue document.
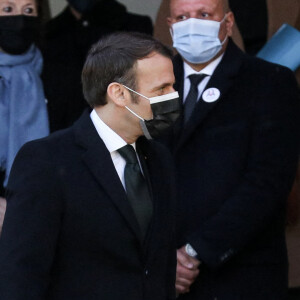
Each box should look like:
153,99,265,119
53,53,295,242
257,24,300,71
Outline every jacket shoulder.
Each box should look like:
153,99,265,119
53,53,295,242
15,127,75,165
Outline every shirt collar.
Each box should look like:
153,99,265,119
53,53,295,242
184,54,224,79
90,109,136,153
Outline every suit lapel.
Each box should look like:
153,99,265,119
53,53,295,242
73,110,143,242
175,40,244,151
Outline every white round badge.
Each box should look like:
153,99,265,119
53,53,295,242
202,88,221,103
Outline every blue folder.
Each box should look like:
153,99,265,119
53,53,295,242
256,24,300,71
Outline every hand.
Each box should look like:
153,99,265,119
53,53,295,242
176,245,201,295
0,197,7,234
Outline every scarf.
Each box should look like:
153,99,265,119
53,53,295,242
0,45,49,187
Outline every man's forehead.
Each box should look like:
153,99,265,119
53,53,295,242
136,52,171,68
170,0,225,13
135,53,174,87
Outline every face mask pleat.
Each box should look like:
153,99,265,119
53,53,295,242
171,16,227,64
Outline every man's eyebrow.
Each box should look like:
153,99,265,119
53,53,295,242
151,82,175,92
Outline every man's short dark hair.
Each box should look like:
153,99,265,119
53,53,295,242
82,32,173,107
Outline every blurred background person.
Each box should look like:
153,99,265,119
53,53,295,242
0,0,49,234
164,0,300,298
154,0,300,84
41,0,153,132
154,1,300,297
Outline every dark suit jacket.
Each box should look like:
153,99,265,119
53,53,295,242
41,1,153,132
170,40,300,299
0,110,176,300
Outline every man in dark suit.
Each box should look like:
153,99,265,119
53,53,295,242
41,0,153,132
0,32,178,300
166,0,300,299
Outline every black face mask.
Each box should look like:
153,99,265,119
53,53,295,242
67,0,105,14
140,96,180,139
0,15,40,55
123,85,181,140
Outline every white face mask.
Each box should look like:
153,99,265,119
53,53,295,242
171,16,228,64
122,85,180,139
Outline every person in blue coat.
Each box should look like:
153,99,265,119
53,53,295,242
0,0,49,234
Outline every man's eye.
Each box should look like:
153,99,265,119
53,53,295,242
2,6,13,13
176,15,188,22
201,12,209,18
154,87,165,96
157,88,164,95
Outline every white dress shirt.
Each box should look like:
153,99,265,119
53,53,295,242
90,109,137,189
183,54,224,103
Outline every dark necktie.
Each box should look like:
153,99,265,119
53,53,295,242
184,74,207,124
118,144,153,239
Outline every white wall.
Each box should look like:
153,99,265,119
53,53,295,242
48,0,66,16
48,0,162,22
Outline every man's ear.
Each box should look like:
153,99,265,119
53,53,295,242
225,11,234,37
167,17,173,28
107,83,130,107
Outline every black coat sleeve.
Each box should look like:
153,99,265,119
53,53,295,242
0,141,63,299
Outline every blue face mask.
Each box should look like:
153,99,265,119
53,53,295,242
171,16,228,64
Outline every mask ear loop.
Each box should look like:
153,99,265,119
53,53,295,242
220,13,229,44
221,35,228,45
120,84,147,121
139,121,153,140
220,13,228,24
122,84,153,121
169,27,174,39
121,85,153,139
122,84,150,101
125,106,144,121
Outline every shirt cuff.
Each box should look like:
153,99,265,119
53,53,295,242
185,243,198,257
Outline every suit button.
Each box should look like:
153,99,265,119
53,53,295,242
145,269,149,276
